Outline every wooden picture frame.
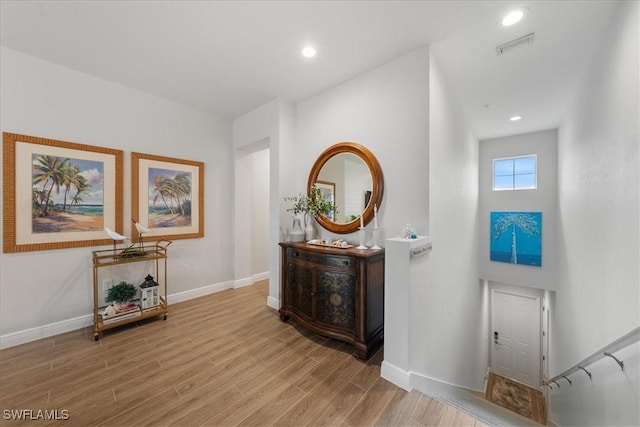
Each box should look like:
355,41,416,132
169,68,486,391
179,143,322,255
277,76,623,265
3,132,124,253
307,142,384,234
132,152,204,241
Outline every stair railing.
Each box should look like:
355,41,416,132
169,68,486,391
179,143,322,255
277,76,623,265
544,326,639,389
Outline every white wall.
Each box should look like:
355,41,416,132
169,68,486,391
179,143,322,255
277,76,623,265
251,149,270,275
479,129,558,290
0,48,234,343
295,47,430,244
551,1,639,425
410,51,484,390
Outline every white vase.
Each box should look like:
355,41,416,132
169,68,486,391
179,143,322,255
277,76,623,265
290,218,305,242
304,213,314,241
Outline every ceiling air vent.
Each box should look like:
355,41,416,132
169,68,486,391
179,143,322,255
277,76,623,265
496,32,535,56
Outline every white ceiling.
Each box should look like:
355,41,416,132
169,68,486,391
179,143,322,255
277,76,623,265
0,1,622,140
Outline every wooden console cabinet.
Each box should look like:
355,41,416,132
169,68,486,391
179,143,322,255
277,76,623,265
279,242,385,359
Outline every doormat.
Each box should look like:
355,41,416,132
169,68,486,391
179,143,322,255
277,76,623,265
485,371,546,425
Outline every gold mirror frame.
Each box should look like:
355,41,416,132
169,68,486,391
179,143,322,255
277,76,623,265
307,142,384,234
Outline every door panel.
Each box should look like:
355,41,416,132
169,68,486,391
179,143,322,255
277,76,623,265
315,271,356,332
491,289,541,387
287,262,313,319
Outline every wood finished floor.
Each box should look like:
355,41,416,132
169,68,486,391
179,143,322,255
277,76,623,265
0,281,489,427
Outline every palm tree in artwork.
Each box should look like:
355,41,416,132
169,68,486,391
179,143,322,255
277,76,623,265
60,163,80,212
152,173,192,217
172,173,192,216
71,175,91,207
492,213,540,264
152,174,176,214
32,189,47,210
32,155,69,216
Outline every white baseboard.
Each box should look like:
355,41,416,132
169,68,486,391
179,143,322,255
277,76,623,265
1,276,267,350
267,296,280,310
233,277,254,289
410,371,483,396
0,314,93,350
380,363,482,396
253,271,270,282
234,271,270,289
168,280,235,304
381,361,412,391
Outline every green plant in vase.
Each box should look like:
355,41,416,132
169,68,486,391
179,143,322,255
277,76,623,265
285,186,337,241
285,186,337,218
105,281,137,307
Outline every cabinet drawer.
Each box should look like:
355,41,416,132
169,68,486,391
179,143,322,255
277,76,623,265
286,247,355,270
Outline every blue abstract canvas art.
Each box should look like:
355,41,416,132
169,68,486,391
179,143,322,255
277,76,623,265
490,212,542,267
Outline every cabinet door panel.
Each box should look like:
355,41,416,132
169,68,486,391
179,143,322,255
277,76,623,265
315,271,356,332
286,262,313,319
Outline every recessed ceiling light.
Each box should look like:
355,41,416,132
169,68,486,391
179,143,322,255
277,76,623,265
301,46,316,58
502,9,526,26
510,115,523,121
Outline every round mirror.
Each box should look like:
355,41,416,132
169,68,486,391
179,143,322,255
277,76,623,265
307,142,384,234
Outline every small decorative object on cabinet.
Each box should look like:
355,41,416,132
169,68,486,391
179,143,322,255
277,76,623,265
279,241,385,359
92,240,171,340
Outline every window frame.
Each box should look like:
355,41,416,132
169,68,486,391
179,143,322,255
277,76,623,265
492,154,537,191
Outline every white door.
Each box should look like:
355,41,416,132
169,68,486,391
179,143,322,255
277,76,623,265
491,289,541,388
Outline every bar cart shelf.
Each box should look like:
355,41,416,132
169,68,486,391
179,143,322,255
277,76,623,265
92,240,171,340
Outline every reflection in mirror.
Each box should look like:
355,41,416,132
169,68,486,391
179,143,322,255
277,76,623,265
308,142,383,234
314,181,336,221
316,153,372,224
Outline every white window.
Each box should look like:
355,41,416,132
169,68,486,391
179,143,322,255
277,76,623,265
493,155,537,191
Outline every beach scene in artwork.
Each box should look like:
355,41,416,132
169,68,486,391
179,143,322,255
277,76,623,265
32,154,104,233
147,167,192,228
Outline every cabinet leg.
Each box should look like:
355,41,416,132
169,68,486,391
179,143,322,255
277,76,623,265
163,314,167,320
279,313,290,322
94,333,100,341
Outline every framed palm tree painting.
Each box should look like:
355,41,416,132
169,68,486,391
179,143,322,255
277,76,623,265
131,152,204,242
2,132,124,253
490,212,542,266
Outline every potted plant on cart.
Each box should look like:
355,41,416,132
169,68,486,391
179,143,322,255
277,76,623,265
105,281,138,312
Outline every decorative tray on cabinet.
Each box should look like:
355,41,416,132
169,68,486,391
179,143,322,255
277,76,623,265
306,239,353,249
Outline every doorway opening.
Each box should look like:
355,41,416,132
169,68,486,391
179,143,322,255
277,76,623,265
233,141,270,288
